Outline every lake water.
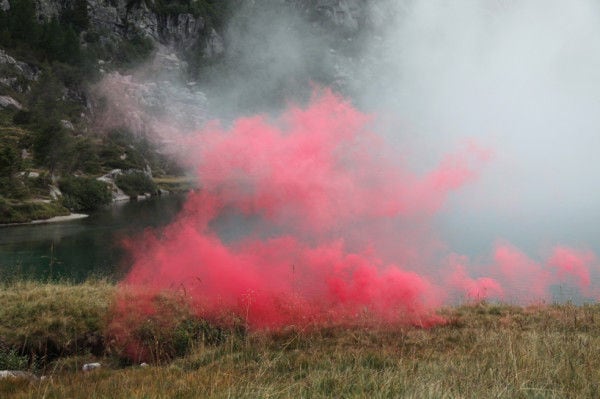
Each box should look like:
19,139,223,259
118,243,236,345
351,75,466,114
0,195,187,282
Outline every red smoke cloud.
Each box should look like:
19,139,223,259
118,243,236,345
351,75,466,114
114,89,599,341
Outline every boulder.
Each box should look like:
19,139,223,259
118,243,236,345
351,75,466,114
0,96,22,110
0,50,39,81
82,362,101,372
0,370,39,382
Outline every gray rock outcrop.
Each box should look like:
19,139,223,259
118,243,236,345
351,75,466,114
0,95,22,110
92,48,208,140
97,169,129,202
0,370,39,382
33,0,222,56
287,0,369,34
0,49,40,93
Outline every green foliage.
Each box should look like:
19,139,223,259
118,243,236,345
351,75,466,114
4,288,600,397
0,0,84,65
113,31,155,67
0,197,69,223
99,130,156,171
0,177,29,200
4,0,38,45
39,20,83,65
32,122,70,174
132,316,225,362
0,130,28,199
108,291,230,363
115,171,157,197
58,177,112,212
0,140,21,178
0,348,29,370
0,281,113,361
70,138,102,174
61,0,90,33
12,110,32,125
28,72,64,123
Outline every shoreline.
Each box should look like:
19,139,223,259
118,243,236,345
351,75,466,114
0,213,89,227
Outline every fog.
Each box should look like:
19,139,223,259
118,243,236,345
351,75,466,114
202,0,600,256
95,0,600,269
355,0,600,255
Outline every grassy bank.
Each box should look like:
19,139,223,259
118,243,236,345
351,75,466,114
0,199,70,224
154,176,197,193
2,281,600,398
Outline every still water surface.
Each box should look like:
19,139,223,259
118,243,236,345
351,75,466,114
0,195,187,281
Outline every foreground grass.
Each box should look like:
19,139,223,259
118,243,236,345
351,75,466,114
1,281,600,398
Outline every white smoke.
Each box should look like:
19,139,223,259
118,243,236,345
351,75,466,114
355,0,600,254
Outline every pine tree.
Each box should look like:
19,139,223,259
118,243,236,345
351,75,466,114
8,0,38,45
62,0,89,32
40,18,64,62
61,25,81,64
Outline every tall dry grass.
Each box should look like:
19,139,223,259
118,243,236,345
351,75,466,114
1,281,600,398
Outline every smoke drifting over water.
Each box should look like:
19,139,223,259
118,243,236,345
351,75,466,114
102,1,600,335
358,0,600,256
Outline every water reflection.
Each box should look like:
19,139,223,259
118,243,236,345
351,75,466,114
0,195,187,281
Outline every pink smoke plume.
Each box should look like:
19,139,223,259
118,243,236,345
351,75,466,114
116,89,599,338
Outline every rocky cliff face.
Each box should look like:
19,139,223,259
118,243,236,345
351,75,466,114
292,0,369,34
0,48,40,93
29,0,224,56
27,0,370,55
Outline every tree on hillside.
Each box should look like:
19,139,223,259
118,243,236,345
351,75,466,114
39,19,65,61
60,25,82,64
0,143,21,179
62,0,89,32
6,0,38,45
29,71,64,123
33,122,70,175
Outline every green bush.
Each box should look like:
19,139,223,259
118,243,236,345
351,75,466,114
113,32,154,67
0,197,69,224
59,177,112,212
0,177,29,200
107,291,229,363
0,0,85,65
12,110,32,125
0,348,29,370
0,142,21,178
0,281,114,362
115,171,157,198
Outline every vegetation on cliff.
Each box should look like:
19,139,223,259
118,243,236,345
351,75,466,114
0,0,212,223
